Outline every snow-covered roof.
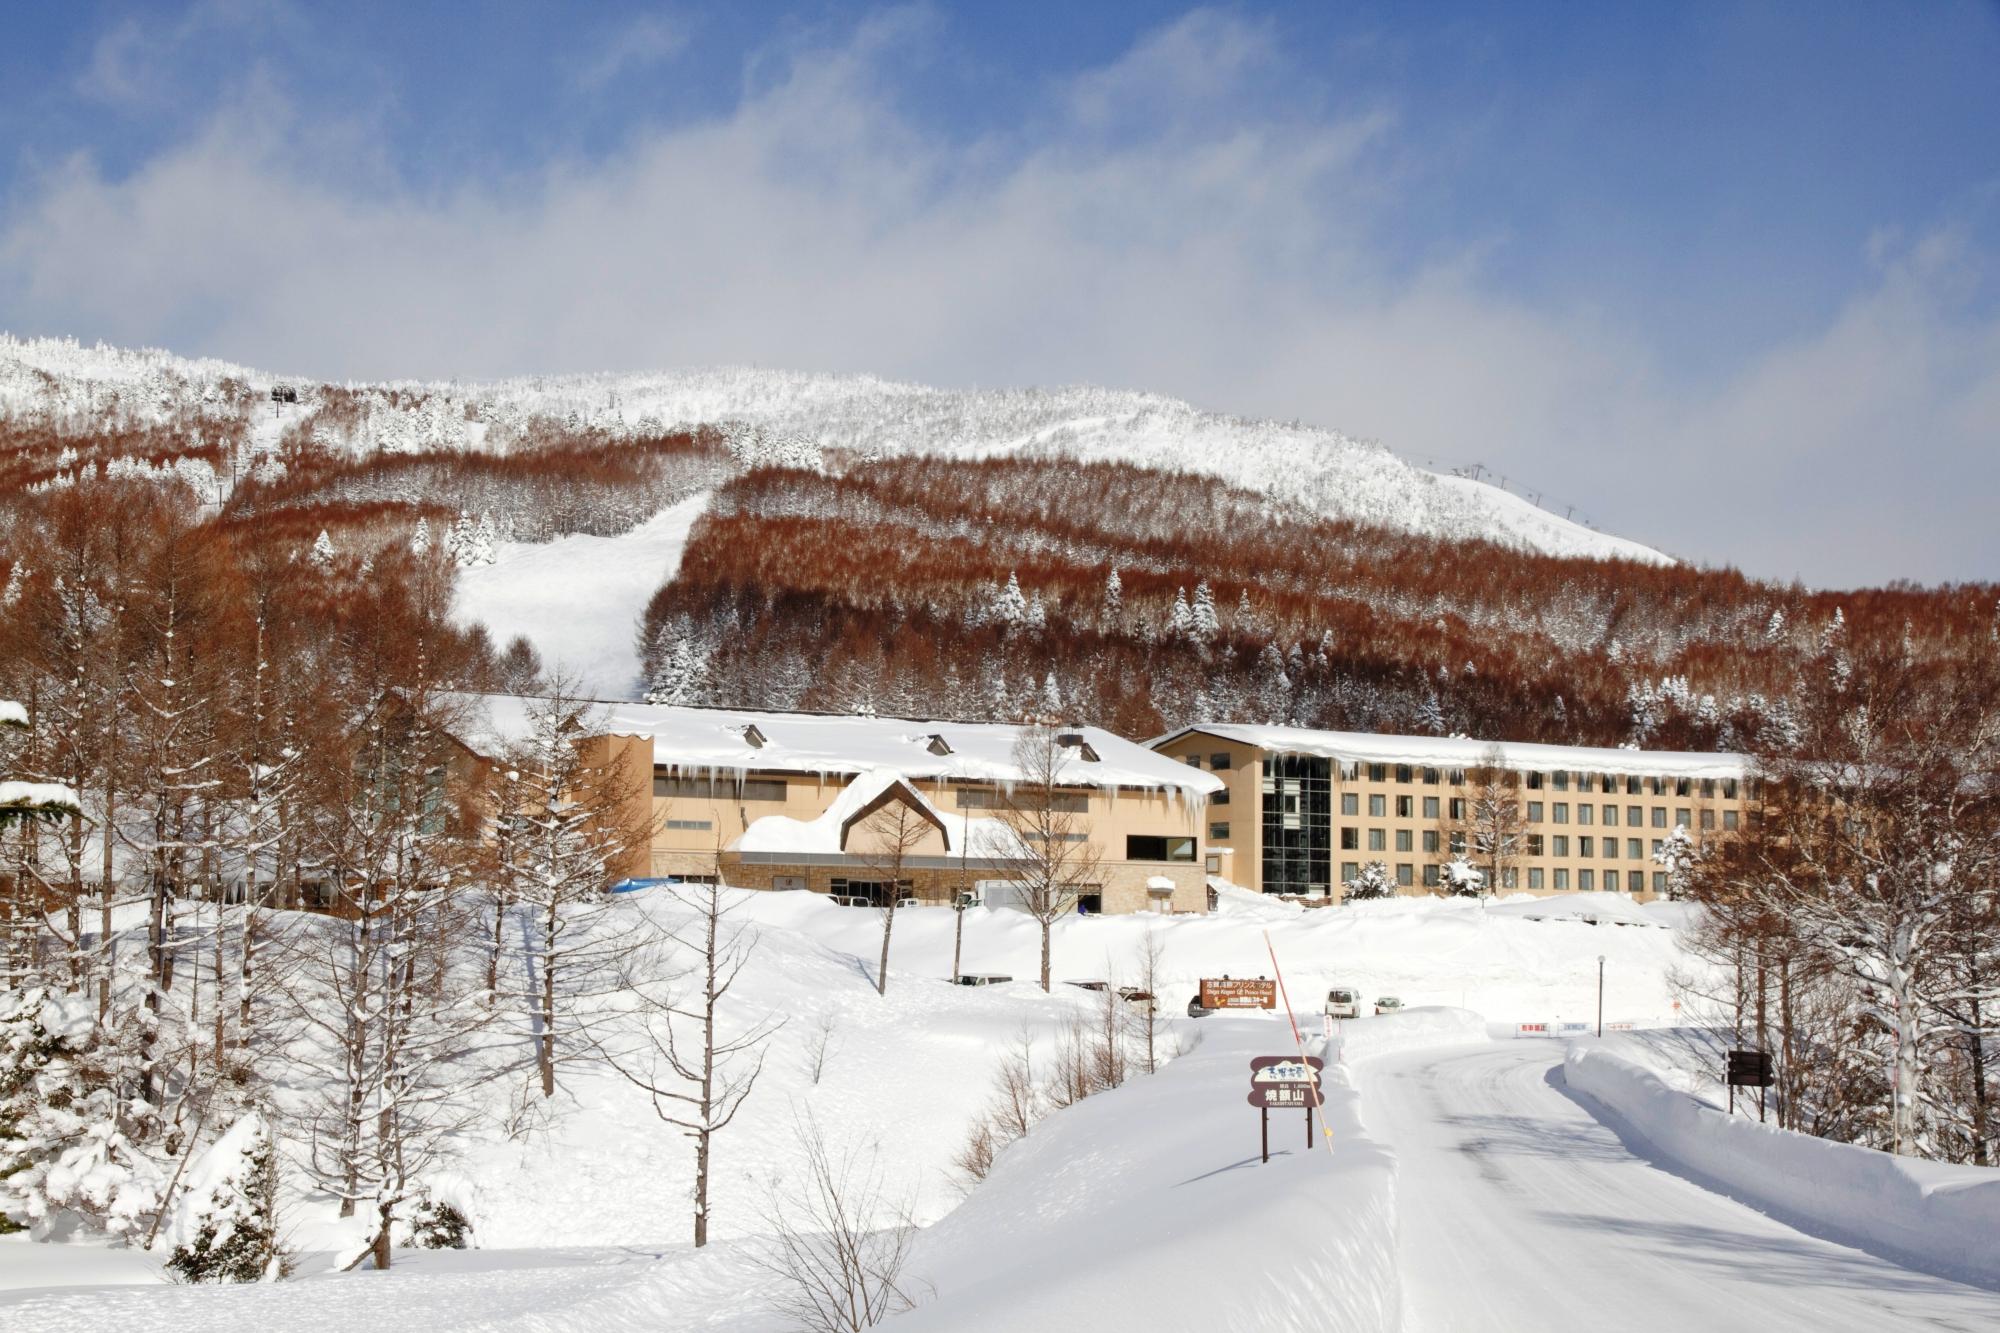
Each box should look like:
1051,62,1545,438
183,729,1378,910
1155,723,1751,782
456,694,1221,796
0,699,28,728
733,767,1030,860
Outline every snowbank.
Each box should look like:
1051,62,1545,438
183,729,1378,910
1330,1006,1489,1065
898,1017,1402,1333
1484,891,1666,929
1564,1045,2000,1288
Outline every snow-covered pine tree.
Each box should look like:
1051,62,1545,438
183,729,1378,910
1168,587,1193,639
308,530,335,572
643,616,710,707
1191,581,1220,637
1341,860,1396,901
1102,568,1123,628
446,511,473,566
164,1111,287,1283
993,572,1028,628
1652,823,1701,901
410,516,431,558
1440,856,1486,898
472,512,498,566
1038,671,1063,720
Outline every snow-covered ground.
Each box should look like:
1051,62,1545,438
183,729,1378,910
452,492,710,697
6,888,1993,1330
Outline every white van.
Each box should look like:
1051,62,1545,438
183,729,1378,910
1325,987,1362,1020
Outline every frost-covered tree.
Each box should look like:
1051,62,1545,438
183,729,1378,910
1167,587,1193,639
1440,857,1485,898
1190,581,1219,638
992,572,1028,628
471,512,498,566
409,516,432,558
1653,823,1701,901
1101,568,1123,627
1341,860,1396,901
164,1111,287,1283
308,530,335,572
644,616,711,707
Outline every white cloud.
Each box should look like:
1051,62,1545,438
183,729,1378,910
576,12,690,90
5,9,1996,585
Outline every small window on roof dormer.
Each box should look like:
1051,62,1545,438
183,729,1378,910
741,724,767,749
1056,732,1100,763
925,733,953,756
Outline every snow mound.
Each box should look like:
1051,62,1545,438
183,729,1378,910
1331,1005,1489,1065
1565,1044,2000,1288
1484,891,1668,929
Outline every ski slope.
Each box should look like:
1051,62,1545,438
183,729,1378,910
451,492,710,698
1363,1042,2000,1331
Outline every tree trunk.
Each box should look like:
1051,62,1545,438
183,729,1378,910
1040,920,1052,993
952,905,964,982
539,902,557,1096
876,898,896,996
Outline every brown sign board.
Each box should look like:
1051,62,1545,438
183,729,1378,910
1726,1049,1774,1088
1246,1055,1325,1108
1201,978,1277,1010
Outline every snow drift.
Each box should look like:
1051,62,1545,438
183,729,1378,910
1564,1044,2000,1289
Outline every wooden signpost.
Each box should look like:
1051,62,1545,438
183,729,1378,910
1727,1048,1774,1122
1248,1055,1325,1162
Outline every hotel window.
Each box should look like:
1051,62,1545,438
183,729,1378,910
1501,867,1519,889
1599,804,1615,826
1552,771,1569,791
1184,755,1202,768
1553,835,1570,856
1396,795,1413,818
1527,801,1544,823
1527,834,1544,856
655,775,788,802
1580,836,1595,857
1724,810,1739,831
1340,827,1359,850
1368,829,1386,851
1701,778,1716,798
1396,764,1412,784
1651,839,1664,856
1210,822,1231,841
1341,793,1359,816
1552,803,1570,824
1722,778,1739,799
1450,832,1467,855
1628,871,1644,893
1447,769,1466,785
1701,810,1716,831
1653,872,1667,893
959,788,1086,812
1423,865,1441,887
1213,788,1230,805
1210,753,1231,770
1527,868,1545,889
1423,796,1440,819
1602,838,1616,858
1339,762,1360,780
1397,863,1415,886
1626,776,1642,795
1627,838,1643,859
1526,771,1544,790
1579,869,1595,891
1652,807,1668,828
1369,764,1386,781
1423,767,1440,785
1422,830,1439,853
1675,807,1691,827
1369,794,1386,817
1627,805,1643,826
1554,869,1570,890
664,818,714,831
1577,803,1593,826
1449,798,1466,820
1340,862,1359,883
1676,777,1692,797
1126,836,1196,862
1396,829,1413,852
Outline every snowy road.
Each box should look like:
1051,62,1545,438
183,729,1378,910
1362,1042,2000,1332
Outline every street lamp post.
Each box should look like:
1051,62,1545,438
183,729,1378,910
1596,954,1606,1037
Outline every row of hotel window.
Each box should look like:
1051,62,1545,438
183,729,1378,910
654,775,1092,814
1210,750,1749,801
1334,828,1680,857
1329,792,1740,831
1337,862,1672,893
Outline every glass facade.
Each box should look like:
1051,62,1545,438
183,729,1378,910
1261,754,1331,894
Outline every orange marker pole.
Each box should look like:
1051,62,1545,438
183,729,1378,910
1264,929,1336,1156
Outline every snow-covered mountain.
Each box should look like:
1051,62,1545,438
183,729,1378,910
0,335,1666,564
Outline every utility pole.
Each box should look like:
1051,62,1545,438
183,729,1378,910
1596,954,1606,1038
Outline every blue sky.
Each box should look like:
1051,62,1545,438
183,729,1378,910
3,2,1998,585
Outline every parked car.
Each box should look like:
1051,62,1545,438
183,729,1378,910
1325,987,1362,1020
1065,979,1110,992
954,973,1013,986
1187,994,1210,1018
1118,987,1157,1012
1374,996,1404,1015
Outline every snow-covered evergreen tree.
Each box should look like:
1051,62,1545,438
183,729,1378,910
1102,568,1123,626
1191,580,1220,637
643,616,710,707
164,1111,287,1283
471,512,498,566
1440,856,1486,898
308,530,335,572
1341,860,1396,901
1167,587,1193,638
1652,823,1701,901
993,572,1028,628
410,515,431,558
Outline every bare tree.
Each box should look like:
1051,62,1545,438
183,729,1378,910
607,875,781,1247
853,792,934,997
758,1116,925,1332
1000,723,1102,991
1436,745,1524,896
501,681,657,1096
1135,929,1167,1075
